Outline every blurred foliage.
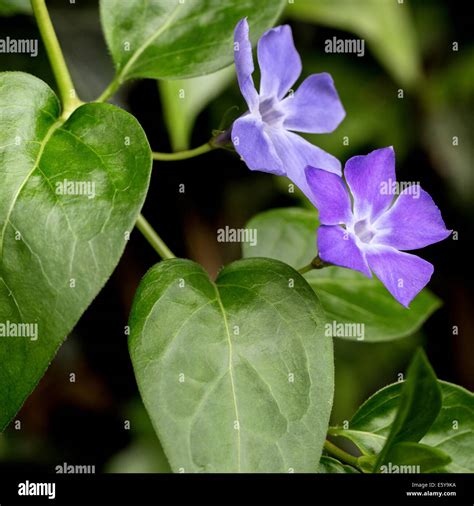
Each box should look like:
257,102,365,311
0,0,31,16
158,67,235,151
286,0,422,89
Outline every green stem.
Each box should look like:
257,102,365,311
96,76,121,103
298,255,329,275
152,142,215,161
323,440,360,468
136,214,175,260
31,0,82,118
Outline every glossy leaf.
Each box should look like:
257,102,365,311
100,0,286,81
0,72,152,430
331,378,474,472
129,257,333,472
243,207,441,342
319,456,359,474
286,0,421,89
159,66,235,151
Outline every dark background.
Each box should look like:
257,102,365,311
0,0,472,473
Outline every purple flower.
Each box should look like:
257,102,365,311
305,147,451,307
231,18,345,200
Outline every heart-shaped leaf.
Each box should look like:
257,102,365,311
129,257,333,472
100,0,286,82
243,207,441,342
330,378,474,472
0,72,152,430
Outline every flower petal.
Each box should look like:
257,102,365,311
344,146,396,221
365,246,434,307
257,25,302,100
374,186,451,250
269,129,341,200
305,167,352,225
281,73,345,133
234,18,259,113
232,115,284,175
318,225,371,277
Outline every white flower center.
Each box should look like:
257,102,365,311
354,219,376,244
258,97,285,128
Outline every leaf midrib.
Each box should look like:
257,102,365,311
213,283,242,473
0,117,62,258
118,1,183,82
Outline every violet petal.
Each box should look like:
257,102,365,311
374,186,452,250
234,18,259,113
366,246,434,307
257,25,302,100
281,73,345,133
269,128,341,199
232,116,285,175
344,146,396,221
305,167,352,225
318,225,372,277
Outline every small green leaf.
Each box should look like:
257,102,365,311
129,257,333,472
319,456,359,473
332,366,473,472
380,442,451,474
286,0,421,89
243,207,441,342
100,0,286,81
0,72,152,429
158,66,235,151
374,350,441,471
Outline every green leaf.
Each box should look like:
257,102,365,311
0,72,152,430
319,456,359,474
159,66,235,151
379,442,451,474
286,0,421,89
306,268,441,342
243,207,319,269
100,0,286,82
243,207,441,342
331,375,474,472
0,0,31,16
128,257,333,472
373,350,441,471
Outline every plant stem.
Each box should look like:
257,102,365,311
323,440,360,468
298,255,329,274
96,76,121,103
136,214,175,260
31,0,82,118
152,142,215,161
